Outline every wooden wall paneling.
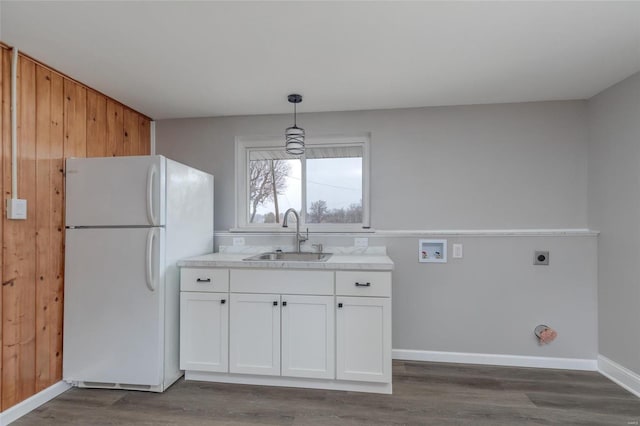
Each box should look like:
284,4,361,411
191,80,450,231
86,90,107,157
2,56,38,409
106,99,123,157
63,79,86,158
1,48,11,411
138,116,151,155
18,58,37,403
49,72,64,384
35,64,52,392
0,48,7,408
123,108,140,156
0,46,151,411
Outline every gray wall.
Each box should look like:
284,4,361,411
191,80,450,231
214,232,598,359
588,71,640,373
158,101,589,231
157,100,598,360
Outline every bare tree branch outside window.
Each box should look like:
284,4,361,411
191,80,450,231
249,159,291,223
308,199,362,223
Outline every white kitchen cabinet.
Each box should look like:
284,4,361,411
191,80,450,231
336,296,392,383
335,271,391,297
180,268,229,292
179,291,228,372
281,295,335,379
179,261,393,394
229,293,281,376
230,293,335,380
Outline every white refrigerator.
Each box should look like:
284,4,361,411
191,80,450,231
63,155,213,392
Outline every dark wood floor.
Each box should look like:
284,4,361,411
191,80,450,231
14,360,640,425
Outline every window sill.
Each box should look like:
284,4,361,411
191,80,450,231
228,227,376,234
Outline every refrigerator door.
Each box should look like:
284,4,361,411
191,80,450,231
66,156,166,227
63,227,164,387
162,159,214,385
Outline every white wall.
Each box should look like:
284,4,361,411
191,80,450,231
157,100,598,362
588,71,640,374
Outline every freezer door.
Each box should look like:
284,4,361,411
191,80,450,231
66,156,166,226
63,227,164,387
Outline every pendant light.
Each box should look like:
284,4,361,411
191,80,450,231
285,94,305,155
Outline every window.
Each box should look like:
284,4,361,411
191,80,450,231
235,136,370,231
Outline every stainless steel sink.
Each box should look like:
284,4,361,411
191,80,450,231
243,252,332,262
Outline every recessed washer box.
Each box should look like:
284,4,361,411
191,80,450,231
419,239,447,263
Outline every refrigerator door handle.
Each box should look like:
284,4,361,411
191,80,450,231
146,164,158,226
145,228,157,292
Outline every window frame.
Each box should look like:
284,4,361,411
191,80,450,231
234,134,371,232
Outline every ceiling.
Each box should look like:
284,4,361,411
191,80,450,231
1,1,639,120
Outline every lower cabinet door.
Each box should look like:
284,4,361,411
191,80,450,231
180,292,229,372
229,293,281,376
336,296,392,383
281,295,335,379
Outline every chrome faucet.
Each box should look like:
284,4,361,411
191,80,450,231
282,208,308,253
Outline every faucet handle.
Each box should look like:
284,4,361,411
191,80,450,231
312,243,323,253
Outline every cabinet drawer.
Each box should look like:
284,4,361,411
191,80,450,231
230,269,334,295
336,271,391,297
181,268,229,292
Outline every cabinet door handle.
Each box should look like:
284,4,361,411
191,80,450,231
196,278,211,283
220,299,226,304
338,303,343,308
355,282,371,287
273,301,278,306
282,301,287,306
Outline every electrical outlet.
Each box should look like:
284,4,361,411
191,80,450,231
534,250,549,265
233,237,245,246
354,237,368,248
452,243,463,258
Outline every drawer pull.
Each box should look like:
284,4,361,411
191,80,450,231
355,282,371,287
338,303,343,308
273,301,278,306
220,299,226,304
282,301,287,306
196,278,211,283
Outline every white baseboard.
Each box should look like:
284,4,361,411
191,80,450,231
186,371,392,394
0,381,71,426
598,354,640,398
393,349,597,371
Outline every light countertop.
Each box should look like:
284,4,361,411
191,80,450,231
178,251,394,271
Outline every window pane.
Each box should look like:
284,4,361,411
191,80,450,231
248,151,301,224
306,146,363,224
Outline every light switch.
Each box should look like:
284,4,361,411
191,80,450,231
7,198,27,220
452,243,463,258
233,237,245,246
